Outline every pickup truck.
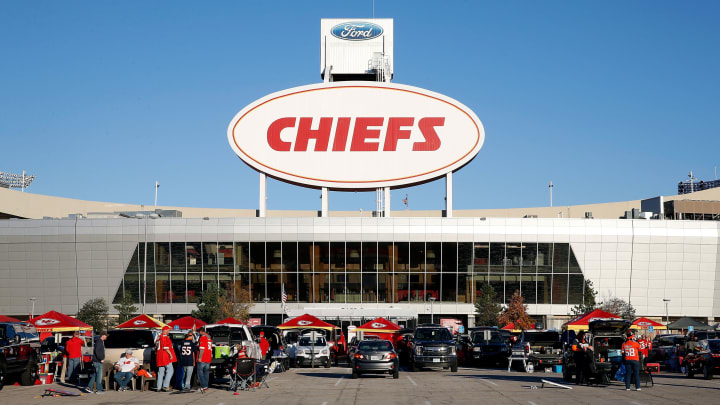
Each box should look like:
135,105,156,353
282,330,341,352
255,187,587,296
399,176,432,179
408,324,458,372
0,322,40,389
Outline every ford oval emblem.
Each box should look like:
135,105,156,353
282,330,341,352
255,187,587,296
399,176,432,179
331,21,383,41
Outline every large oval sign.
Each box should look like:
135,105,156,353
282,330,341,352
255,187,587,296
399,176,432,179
331,21,384,41
228,82,484,189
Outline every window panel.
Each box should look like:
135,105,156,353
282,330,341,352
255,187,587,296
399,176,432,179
568,275,584,304
551,274,568,304
362,242,377,272
171,242,186,273
282,242,297,273
553,243,569,273
489,242,505,273
395,273,409,303
537,274,551,304
156,273,170,304
378,272,391,303
537,243,553,273
330,242,345,273
218,242,234,272
410,242,424,273
186,242,202,273
203,242,218,273
331,273,346,302
506,243,521,274
235,242,249,273
520,275,537,305
155,243,170,273
346,273,361,302
171,274,186,303
346,242,361,272
187,274,201,303
266,272,282,302
362,273,377,303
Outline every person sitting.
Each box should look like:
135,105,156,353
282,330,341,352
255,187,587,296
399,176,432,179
114,349,140,391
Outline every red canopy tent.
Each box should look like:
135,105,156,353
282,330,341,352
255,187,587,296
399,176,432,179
501,322,536,333
562,309,620,332
28,310,93,341
216,317,244,325
0,315,22,322
117,314,168,329
277,314,335,331
355,317,403,345
630,317,667,331
167,316,207,330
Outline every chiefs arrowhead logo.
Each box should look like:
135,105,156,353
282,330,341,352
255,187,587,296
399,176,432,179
371,322,387,329
35,318,61,326
297,320,312,326
133,320,147,326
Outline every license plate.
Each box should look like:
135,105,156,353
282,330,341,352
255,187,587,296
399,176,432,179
371,355,381,361
432,358,441,363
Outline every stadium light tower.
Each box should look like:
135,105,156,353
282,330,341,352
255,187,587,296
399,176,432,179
0,170,36,192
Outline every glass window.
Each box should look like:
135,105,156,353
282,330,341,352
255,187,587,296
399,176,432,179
425,272,439,301
156,273,170,303
125,246,140,273
317,242,330,273
537,243,553,273
474,243,489,268
410,242,424,273
520,275,537,305
203,242,218,273
123,273,140,303
218,242,234,272
251,272,265,302
330,242,345,273
298,273,311,302
347,242,361,272
426,242,441,272
537,274,550,304
395,273,409,303
314,272,329,303
489,275,504,304
281,272,297,303
395,242,409,271
331,273,346,302
203,273,217,292
187,274,201,303
378,242,391,272
219,273,234,297
171,274,186,303
551,274,568,304
378,272,391,303
171,242,185,273
186,242,202,273
282,242,298,272
362,242,377,272
505,275,520,302
298,242,313,273
473,274,488,302
266,242,282,271
458,243,472,303
441,273,456,303
250,242,265,272
155,243,170,273
568,275,584,304
569,248,582,274
235,242,249,273
489,242,505,273
553,243,569,273
346,273,361,302
362,273,377,303
505,243,521,274
266,272,282,302
144,271,156,305
522,243,537,271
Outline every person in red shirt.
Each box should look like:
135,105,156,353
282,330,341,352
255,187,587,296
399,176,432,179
64,331,85,385
155,326,175,392
259,331,270,360
197,327,213,394
622,332,642,391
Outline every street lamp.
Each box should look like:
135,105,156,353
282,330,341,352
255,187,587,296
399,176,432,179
262,298,271,325
28,297,37,319
663,299,671,325
429,297,436,324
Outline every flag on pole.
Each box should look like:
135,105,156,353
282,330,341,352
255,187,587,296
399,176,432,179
281,283,288,314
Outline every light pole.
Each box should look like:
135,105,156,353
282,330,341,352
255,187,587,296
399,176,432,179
29,297,37,319
429,297,436,324
663,299,671,325
263,298,270,325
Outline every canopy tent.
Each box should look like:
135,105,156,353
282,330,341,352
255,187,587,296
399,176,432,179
117,314,167,329
28,311,93,341
667,317,712,331
630,317,667,331
277,314,336,331
0,315,22,322
356,317,403,344
562,309,620,332
501,322,536,333
216,317,245,325
167,316,207,330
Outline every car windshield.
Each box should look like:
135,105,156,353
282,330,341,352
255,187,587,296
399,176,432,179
523,332,559,344
299,337,326,346
232,329,249,341
105,330,154,349
708,341,720,351
358,341,393,351
472,332,503,344
415,328,452,341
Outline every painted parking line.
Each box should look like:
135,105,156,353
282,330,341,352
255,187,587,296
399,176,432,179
528,401,538,405
477,378,498,386
425,401,432,405
407,375,418,386
630,402,642,405
335,376,345,386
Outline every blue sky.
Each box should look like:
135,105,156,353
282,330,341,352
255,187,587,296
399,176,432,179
1,1,718,212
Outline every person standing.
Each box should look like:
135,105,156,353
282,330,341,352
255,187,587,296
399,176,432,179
113,349,140,391
179,331,197,391
155,326,176,392
84,331,107,394
197,327,212,394
64,331,85,385
572,331,590,385
622,333,642,391
259,331,270,360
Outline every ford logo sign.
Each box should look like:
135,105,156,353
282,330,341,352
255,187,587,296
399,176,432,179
331,21,383,41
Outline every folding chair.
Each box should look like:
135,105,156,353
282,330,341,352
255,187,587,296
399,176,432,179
230,357,256,392
256,361,278,389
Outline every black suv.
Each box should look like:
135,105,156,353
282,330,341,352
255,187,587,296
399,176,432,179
470,328,509,367
408,324,457,372
0,322,40,390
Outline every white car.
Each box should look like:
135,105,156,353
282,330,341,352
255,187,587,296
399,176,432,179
294,332,331,368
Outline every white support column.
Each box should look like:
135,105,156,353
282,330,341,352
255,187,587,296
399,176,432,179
384,187,391,217
259,173,267,217
445,172,453,218
321,187,329,217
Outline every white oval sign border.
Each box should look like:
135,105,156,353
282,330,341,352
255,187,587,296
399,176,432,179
227,82,484,189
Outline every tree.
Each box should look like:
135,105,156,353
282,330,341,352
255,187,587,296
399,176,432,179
600,297,636,320
77,298,110,332
497,290,533,330
474,283,502,327
192,283,225,324
114,294,138,324
569,279,598,317
218,282,254,322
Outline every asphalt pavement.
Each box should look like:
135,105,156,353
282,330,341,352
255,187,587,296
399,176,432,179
2,365,719,404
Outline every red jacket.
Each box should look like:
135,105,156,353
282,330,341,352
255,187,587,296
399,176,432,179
66,336,84,359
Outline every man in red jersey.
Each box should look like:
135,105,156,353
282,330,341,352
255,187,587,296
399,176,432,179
197,327,213,394
155,326,175,392
64,331,85,385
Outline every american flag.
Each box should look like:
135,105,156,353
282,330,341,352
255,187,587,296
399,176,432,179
281,283,288,313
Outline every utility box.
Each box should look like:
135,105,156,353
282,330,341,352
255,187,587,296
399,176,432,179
321,18,394,82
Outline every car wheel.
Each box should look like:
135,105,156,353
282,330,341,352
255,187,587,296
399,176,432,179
351,370,358,379
451,364,458,373
393,369,399,379
684,364,694,378
19,359,38,386
703,364,712,380
0,360,6,390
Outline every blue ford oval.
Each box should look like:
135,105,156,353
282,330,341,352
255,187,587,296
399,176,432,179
331,21,384,41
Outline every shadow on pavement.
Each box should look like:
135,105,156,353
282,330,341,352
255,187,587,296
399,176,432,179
295,372,348,379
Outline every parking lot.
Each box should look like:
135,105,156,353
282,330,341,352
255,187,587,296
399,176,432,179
3,365,720,405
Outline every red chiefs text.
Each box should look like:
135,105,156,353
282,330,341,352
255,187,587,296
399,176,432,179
267,117,444,152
